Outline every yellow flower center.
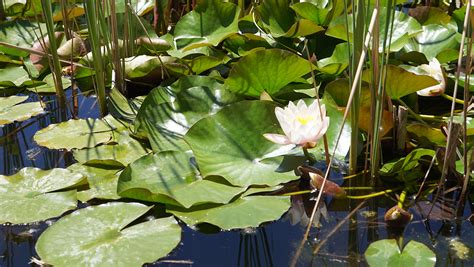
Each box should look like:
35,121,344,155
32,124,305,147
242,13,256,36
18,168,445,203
296,115,315,125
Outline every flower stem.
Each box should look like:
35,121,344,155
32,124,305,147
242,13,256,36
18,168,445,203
302,147,316,165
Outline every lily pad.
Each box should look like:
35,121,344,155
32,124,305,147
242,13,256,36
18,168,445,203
0,167,84,224
68,164,121,202
34,118,115,150
362,65,438,100
107,87,144,122
167,195,290,230
36,203,181,267
26,73,71,94
174,0,240,50
404,21,460,60
365,239,436,267
135,82,241,152
0,95,44,125
0,20,46,57
0,65,31,87
327,9,422,52
257,0,324,37
118,151,245,208
73,131,150,168
224,49,312,97
184,100,305,187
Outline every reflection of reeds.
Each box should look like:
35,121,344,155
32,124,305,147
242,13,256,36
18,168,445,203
238,227,274,267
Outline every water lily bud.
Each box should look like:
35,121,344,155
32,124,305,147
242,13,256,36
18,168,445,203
384,205,412,228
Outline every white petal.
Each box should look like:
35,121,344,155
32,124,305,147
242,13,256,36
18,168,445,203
263,133,292,145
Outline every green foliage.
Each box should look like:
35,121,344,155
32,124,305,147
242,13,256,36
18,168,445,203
36,203,181,267
365,239,436,267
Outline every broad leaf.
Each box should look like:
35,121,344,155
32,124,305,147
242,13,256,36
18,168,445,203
0,167,84,224
362,65,438,100
36,203,181,267
0,96,44,125
34,118,115,150
174,0,240,50
135,79,240,152
68,164,121,202
167,195,290,230
184,100,305,187
0,65,31,87
404,21,460,60
118,151,245,208
73,131,150,168
365,239,436,267
327,9,422,52
0,20,46,57
225,49,312,97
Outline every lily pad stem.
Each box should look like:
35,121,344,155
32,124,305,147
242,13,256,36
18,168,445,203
397,189,407,209
441,93,464,105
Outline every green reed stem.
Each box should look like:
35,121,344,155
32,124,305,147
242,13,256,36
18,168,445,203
40,0,66,104
84,0,108,116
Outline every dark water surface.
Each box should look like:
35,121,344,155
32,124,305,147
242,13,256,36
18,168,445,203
1,92,474,266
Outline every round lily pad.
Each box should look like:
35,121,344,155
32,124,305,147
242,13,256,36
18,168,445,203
0,167,84,224
36,202,181,267
184,100,304,187
365,239,436,267
34,118,115,150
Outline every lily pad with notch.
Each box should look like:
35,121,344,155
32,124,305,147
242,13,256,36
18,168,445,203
365,239,436,267
36,202,181,267
184,100,306,187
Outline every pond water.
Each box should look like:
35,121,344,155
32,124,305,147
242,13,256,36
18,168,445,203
1,92,474,266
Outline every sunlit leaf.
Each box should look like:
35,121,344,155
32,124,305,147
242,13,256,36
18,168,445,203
365,239,436,267
185,100,305,187
34,118,115,150
0,167,84,224
225,49,312,97
0,96,44,125
68,164,121,202
174,0,240,50
118,151,245,208
167,195,290,230
36,203,181,266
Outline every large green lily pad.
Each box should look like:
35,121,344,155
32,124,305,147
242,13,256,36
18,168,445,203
34,118,115,150
167,195,290,230
184,100,304,187
174,0,240,50
135,81,241,152
0,95,44,125
224,49,312,97
118,152,245,208
36,203,181,267
0,167,84,224
365,239,436,267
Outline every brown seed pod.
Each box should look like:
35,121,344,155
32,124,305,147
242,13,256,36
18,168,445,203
296,166,346,198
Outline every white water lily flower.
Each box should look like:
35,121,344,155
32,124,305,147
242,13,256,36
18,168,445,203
263,100,330,148
417,58,446,97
